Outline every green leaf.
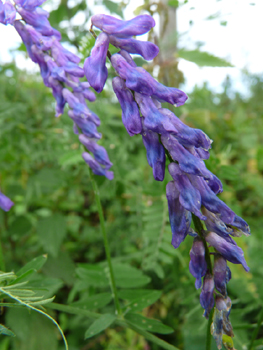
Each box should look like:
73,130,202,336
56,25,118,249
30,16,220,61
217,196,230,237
84,314,116,339
102,0,123,18
168,0,179,7
125,313,174,334
76,264,109,288
37,214,67,257
70,293,112,310
113,264,151,288
217,165,239,181
9,216,32,238
177,49,233,67
121,290,162,312
58,151,83,168
0,324,15,337
16,255,47,277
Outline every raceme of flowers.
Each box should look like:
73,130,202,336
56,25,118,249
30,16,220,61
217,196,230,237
0,3,251,348
86,13,250,349
0,0,113,212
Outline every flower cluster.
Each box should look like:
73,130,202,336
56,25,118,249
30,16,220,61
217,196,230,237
86,13,250,349
0,0,114,194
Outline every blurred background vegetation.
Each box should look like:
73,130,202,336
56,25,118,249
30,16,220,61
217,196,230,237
0,0,263,349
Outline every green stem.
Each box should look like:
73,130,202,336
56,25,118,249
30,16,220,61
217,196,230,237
248,305,263,350
47,303,180,350
89,169,122,316
206,307,214,350
0,241,5,271
192,214,213,274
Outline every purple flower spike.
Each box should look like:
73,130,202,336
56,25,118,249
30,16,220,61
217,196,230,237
189,175,235,225
0,0,16,25
166,181,191,248
68,111,101,139
135,94,178,135
112,77,142,136
205,231,249,271
82,152,113,180
14,0,46,10
17,6,55,36
189,237,207,289
109,35,159,60
162,134,213,179
84,32,109,93
111,53,154,94
202,208,233,238
213,254,229,296
200,272,215,318
91,14,155,38
230,215,251,237
48,76,66,117
62,89,100,126
159,108,212,150
79,134,112,169
64,62,84,77
168,162,206,220
111,54,187,107
0,191,14,211
119,49,137,67
142,121,166,181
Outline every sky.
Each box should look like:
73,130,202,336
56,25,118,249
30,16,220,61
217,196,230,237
0,0,262,94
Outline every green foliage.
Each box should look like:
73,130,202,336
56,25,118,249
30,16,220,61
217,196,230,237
85,314,116,339
1,2,263,347
177,49,233,67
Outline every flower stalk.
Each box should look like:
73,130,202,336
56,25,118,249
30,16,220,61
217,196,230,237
88,168,122,316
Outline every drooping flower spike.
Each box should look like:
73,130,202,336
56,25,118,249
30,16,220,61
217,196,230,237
0,0,113,183
84,13,250,349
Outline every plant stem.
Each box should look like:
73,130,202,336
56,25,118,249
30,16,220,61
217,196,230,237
89,169,122,316
47,303,180,350
192,214,213,274
206,307,214,350
248,305,263,350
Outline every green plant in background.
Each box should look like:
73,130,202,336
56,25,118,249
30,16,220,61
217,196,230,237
0,1,263,350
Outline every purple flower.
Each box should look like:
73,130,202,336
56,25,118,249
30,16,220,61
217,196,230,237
163,135,213,179
0,0,16,25
200,272,215,318
112,77,142,136
62,89,100,126
68,111,101,139
189,175,235,225
82,152,113,180
111,54,187,106
189,237,207,289
166,181,191,248
230,215,251,237
135,93,177,135
168,162,206,220
0,191,14,211
109,35,159,60
48,76,65,117
213,254,231,296
16,5,55,37
84,32,109,93
79,134,112,169
159,109,212,150
51,40,80,66
205,231,249,271
14,0,46,11
91,14,155,38
142,120,166,181
202,207,233,238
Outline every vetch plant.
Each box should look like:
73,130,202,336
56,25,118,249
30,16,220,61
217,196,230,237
0,2,252,349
